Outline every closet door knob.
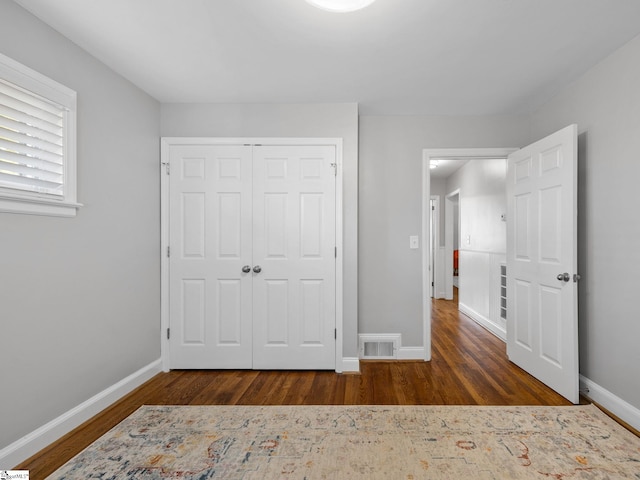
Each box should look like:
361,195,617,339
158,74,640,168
242,265,251,273
253,265,262,273
556,272,570,282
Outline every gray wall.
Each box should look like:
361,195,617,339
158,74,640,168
160,103,359,358
446,160,507,334
446,159,507,255
531,34,640,409
429,177,447,247
358,115,530,345
0,2,161,451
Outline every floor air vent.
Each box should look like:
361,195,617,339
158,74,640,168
359,334,400,359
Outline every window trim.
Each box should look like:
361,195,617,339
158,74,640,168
0,52,81,217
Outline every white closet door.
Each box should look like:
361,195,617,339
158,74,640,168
168,144,253,369
252,145,337,369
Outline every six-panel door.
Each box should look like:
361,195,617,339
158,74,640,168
169,145,254,368
252,145,336,369
168,143,336,370
506,125,579,403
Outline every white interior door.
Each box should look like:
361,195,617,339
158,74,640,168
168,144,253,369
506,124,579,403
252,145,336,369
167,142,337,370
429,199,435,297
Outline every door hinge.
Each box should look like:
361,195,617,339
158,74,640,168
334,328,337,340
335,246,337,258
167,246,171,258
162,162,170,175
330,163,337,176
167,328,170,340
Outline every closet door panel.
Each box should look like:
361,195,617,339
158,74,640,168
252,145,336,370
169,144,253,369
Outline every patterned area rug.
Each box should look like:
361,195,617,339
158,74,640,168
47,404,640,479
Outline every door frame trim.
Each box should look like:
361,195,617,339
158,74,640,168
160,137,344,372
429,195,439,298
444,189,460,300
421,148,517,361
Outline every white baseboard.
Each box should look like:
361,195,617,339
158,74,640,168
341,357,360,373
458,302,506,341
398,346,427,360
0,359,162,469
580,375,640,431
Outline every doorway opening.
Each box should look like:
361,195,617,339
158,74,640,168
422,126,579,404
421,148,516,361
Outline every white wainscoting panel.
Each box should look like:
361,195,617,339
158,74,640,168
458,250,506,339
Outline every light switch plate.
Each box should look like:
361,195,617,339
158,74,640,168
409,235,419,249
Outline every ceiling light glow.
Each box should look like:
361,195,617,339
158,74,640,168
305,0,377,13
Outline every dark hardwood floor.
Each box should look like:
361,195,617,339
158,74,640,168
18,288,575,477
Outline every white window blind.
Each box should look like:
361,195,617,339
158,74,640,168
0,78,66,196
0,52,79,217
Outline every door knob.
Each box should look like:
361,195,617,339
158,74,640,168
253,265,262,273
557,272,570,282
242,265,251,273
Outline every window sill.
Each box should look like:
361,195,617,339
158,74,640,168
0,193,83,217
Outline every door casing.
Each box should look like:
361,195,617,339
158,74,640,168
160,137,344,372
429,195,439,298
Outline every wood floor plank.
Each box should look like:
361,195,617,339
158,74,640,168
16,289,578,478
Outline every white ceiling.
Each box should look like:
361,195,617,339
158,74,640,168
429,159,469,180
12,0,640,115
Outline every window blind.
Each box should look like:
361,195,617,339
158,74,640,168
0,78,66,197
